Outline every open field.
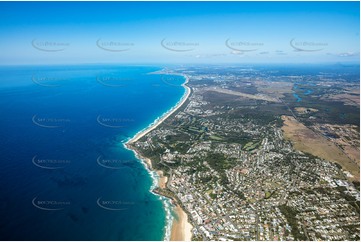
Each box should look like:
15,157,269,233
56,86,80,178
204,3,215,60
312,123,360,165
320,87,360,107
322,93,360,106
282,115,360,181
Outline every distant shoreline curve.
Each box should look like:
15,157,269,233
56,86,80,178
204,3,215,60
126,73,190,145
124,71,193,241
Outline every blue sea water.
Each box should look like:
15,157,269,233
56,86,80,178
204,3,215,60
0,65,185,240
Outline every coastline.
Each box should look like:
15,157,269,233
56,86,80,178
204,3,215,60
126,73,190,144
125,72,193,241
170,205,193,241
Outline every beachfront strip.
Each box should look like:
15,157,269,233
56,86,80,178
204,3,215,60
128,67,360,241
126,72,192,241
127,74,190,144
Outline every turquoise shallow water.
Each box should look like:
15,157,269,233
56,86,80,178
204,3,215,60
0,65,185,240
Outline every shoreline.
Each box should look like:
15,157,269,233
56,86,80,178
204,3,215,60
170,205,193,241
125,72,193,241
126,73,190,144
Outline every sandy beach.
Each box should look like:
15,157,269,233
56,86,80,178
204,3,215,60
156,170,168,189
125,72,193,241
170,205,193,241
126,74,190,144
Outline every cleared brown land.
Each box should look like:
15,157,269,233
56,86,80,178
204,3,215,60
330,93,359,106
321,89,360,106
281,115,360,181
312,123,360,165
343,146,360,165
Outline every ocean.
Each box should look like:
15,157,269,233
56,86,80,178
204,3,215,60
0,65,186,240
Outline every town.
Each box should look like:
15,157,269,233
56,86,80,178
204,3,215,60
129,66,360,241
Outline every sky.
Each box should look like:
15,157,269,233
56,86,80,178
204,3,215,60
0,1,359,65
